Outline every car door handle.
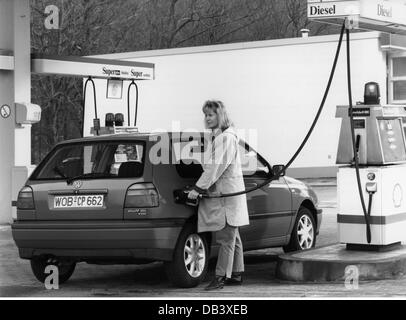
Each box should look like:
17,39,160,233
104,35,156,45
245,183,258,188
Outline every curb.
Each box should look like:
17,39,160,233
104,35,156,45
276,244,406,282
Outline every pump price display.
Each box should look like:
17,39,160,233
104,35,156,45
53,195,104,208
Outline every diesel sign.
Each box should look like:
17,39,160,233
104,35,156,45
309,5,336,16
377,4,392,18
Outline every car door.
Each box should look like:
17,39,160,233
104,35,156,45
238,143,293,249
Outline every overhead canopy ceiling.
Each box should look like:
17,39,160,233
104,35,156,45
308,0,406,35
31,55,154,80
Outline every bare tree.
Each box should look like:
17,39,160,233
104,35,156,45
30,0,141,163
30,0,340,164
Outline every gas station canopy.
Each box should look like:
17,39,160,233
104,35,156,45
31,55,154,80
308,0,406,35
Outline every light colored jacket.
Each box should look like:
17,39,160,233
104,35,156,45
195,127,249,233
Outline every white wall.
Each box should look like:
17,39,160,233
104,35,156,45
86,32,387,175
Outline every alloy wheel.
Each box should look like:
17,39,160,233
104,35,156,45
297,214,314,249
183,234,206,278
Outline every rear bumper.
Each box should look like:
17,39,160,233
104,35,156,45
12,220,185,262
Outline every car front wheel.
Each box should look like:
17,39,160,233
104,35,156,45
283,206,316,253
164,223,209,288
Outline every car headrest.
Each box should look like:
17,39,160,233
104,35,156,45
118,161,144,178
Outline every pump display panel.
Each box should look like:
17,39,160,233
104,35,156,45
336,105,406,165
378,119,406,163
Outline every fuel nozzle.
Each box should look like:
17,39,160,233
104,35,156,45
114,113,124,126
174,186,201,207
105,113,115,127
93,118,100,135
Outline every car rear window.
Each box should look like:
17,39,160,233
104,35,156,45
31,141,145,180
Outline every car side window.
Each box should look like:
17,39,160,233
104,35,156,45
171,138,270,178
172,139,204,179
109,144,144,175
238,143,270,177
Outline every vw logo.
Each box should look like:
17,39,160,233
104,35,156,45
72,180,83,190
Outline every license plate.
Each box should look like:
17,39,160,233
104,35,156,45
53,195,104,208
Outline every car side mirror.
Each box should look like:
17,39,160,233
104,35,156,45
272,165,285,177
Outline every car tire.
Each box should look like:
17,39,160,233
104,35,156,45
30,257,76,284
283,206,316,253
164,223,209,288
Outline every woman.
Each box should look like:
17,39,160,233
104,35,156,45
188,100,249,291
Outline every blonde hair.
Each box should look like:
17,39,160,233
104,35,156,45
202,100,233,131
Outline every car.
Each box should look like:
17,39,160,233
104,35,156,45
12,131,322,288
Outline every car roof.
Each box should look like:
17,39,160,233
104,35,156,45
56,132,210,145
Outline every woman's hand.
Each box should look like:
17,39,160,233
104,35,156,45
187,189,200,200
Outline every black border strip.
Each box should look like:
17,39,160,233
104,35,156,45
337,212,406,225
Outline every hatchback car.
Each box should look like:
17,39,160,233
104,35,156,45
12,132,322,288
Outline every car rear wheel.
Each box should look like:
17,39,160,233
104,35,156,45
30,257,76,284
164,223,209,288
283,206,316,253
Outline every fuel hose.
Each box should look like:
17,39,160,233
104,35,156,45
345,28,372,244
127,80,139,126
81,77,98,136
197,22,346,200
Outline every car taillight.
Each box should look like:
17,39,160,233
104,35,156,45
124,183,159,208
17,186,35,210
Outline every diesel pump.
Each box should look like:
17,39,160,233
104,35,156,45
336,82,406,249
307,0,406,250
176,1,406,252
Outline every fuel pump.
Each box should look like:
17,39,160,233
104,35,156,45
89,79,140,136
305,0,406,250
336,83,406,249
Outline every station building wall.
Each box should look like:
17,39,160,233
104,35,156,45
87,32,387,178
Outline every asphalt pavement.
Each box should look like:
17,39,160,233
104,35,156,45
2,179,406,298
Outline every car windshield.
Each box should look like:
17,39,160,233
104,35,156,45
32,141,145,181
